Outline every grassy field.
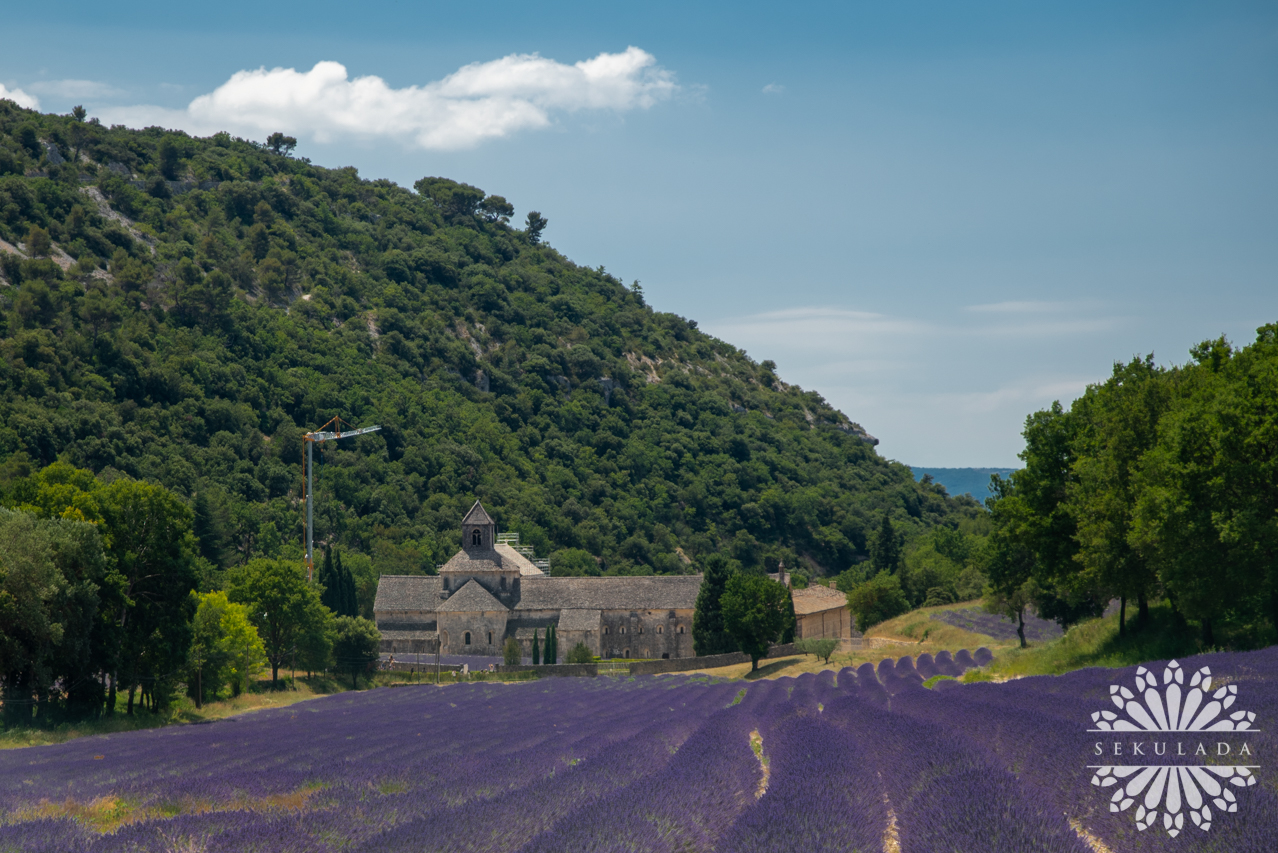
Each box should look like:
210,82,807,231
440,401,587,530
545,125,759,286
1,667,550,750
677,598,1223,683
0,672,381,751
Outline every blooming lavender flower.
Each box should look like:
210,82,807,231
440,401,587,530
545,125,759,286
0,647,1272,853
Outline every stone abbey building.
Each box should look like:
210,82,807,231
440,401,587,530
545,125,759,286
374,502,702,661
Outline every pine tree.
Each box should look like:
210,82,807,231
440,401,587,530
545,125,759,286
532,629,540,665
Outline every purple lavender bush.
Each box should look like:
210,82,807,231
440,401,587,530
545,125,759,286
0,645,1273,852
933,607,1065,642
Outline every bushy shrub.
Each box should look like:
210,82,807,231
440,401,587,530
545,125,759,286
846,572,910,632
794,637,839,664
566,642,593,664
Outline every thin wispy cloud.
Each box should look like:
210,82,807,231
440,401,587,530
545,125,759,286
707,307,926,356
27,79,123,99
761,83,785,95
965,300,1073,314
97,48,677,150
0,84,39,110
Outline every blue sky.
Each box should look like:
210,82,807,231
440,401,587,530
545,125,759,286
4,1,1275,466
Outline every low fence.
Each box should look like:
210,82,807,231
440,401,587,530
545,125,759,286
493,663,598,677
628,643,800,676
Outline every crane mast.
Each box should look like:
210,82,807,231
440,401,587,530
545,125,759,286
303,416,381,583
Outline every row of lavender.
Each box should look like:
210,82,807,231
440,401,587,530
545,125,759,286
931,606,1066,642
1,646,1273,852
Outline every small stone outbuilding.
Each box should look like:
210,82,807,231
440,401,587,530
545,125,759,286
791,584,859,640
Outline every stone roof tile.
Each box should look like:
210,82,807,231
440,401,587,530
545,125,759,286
791,585,849,616
556,609,601,632
374,575,443,612
440,550,504,573
494,543,545,576
437,579,505,613
515,576,701,612
462,501,494,526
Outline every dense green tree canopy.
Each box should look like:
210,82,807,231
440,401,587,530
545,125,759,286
331,615,379,689
226,558,329,687
0,102,981,587
989,326,1278,648
720,573,794,670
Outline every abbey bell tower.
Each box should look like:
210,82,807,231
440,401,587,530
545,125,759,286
461,500,496,553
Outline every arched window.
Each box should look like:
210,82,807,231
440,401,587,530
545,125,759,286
619,626,625,635
487,631,492,645
471,529,481,546
678,625,685,634
464,632,471,645
624,649,630,658
603,627,609,635
638,626,643,634
657,625,663,634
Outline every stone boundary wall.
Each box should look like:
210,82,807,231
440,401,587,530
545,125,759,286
842,637,912,650
384,660,462,673
493,663,598,677
628,643,799,676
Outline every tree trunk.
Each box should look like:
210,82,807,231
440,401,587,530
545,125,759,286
196,668,202,709
126,685,136,715
1202,618,1214,647
751,655,760,672
1016,606,1027,649
1137,590,1149,629
271,662,279,690
1118,596,1127,638
107,674,116,716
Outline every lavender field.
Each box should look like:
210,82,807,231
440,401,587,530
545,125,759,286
931,606,1066,643
1,646,1275,852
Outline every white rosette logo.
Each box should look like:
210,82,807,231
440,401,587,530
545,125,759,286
1088,660,1259,837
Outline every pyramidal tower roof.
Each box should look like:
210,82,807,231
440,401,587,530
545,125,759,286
462,500,494,526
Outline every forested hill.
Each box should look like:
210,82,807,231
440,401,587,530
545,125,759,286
0,101,981,584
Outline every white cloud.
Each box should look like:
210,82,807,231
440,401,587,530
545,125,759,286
761,83,785,95
702,302,1121,465
27,79,123,99
0,84,39,110
97,48,677,150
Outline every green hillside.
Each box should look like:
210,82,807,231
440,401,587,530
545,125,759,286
0,101,982,587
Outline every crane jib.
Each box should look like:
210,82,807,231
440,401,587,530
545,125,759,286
306,426,382,442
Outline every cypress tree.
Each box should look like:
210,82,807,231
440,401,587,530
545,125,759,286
192,491,229,568
871,512,903,574
532,629,540,665
319,548,340,613
692,553,739,655
547,625,557,664
334,549,357,617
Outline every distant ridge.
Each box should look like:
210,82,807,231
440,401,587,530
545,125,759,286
909,467,1016,503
